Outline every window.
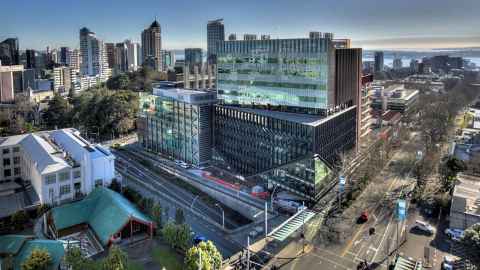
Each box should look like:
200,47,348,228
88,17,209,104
59,172,70,182
95,179,103,187
73,170,81,179
3,158,10,166
13,147,19,153
45,174,56,184
60,185,71,196
2,148,9,155
13,156,20,165
14,167,20,175
4,169,11,177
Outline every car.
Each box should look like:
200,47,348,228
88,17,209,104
193,235,207,245
358,211,368,223
445,228,464,241
442,256,454,270
412,220,435,235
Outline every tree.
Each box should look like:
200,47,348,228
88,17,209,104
184,241,222,270
175,208,185,225
103,245,128,270
21,248,52,270
440,157,466,191
162,222,177,248
63,247,93,270
460,223,480,266
42,94,71,129
11,210,29,231
151,202,162,228
162,222,192,251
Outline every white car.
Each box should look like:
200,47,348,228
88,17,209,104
445,228,464,241
442,256,454,270
413,220,435,235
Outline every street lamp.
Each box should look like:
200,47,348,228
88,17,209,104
214,203,225,229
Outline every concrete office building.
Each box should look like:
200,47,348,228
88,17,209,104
125,40,140,72
185,48,203,71
25,49,36,69
0,38,20,66
79,27,109,80
115,42,128,73
0,64,24,103
105,43,115,69
138,86,217,166
0,128,115,205
214,34,362,200
161,50,175,71
450,174,480,230
69,49,81,70
59,47,71,65
53,66,71,94
393,58,402,70
141,20,162,71
374,51,384,72
207,19,225,64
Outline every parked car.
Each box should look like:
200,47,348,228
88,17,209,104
445,228,464,241
412,220,435,235
193,235,207,245
442,256,454,270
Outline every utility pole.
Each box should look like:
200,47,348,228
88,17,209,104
265,201,268,239
247,236,250,270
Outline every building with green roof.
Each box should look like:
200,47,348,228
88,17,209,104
47,187,155,247
0,235,64,270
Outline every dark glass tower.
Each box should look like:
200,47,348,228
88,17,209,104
207,19,225,64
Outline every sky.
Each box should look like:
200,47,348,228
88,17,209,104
1,0,479,51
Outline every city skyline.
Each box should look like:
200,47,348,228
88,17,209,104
2,0,480,50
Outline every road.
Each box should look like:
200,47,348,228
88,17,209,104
113,151,243,257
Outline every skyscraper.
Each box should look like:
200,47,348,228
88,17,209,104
105,43,115,69
25,49,36,69
161,50,175,71
60,47,71,65
0,38,20,66
69,49,81,70
125,40,140,72
141,20,162,71
374,51,384,72
115,42,128,73
79,27,108,77
184,48,202,71
393,57,402,70
207,19,224,64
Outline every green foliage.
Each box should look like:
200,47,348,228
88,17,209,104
11,210,29,231
150,203,163,228
36,204,50,218
42,93,72,129
460,223,480,265
162,222,192,251
440,157,466,192
175,208,185,225
184,241,222,270
64,247,94,270
151,246,183,270
103,245,128,270
21,248,52,270
108,178,122,193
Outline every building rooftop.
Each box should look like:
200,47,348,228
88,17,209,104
152,87,217,105
452,174,480,217
231,105,356,127
50,187,154,246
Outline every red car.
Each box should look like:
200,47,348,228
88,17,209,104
358,211,368,223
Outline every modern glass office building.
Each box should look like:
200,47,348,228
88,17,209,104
214,105,357,200
216,38,336,114
138,87,217,166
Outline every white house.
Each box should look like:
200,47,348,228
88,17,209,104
0,128,115,205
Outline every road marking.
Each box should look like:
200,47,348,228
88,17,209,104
372,207,395,263
341,177,399,257
309,253,351,270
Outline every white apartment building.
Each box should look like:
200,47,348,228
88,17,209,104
0,129,115,205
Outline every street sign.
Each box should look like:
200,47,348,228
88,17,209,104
397,200,406,221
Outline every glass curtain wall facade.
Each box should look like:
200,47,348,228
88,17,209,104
138,93,213,166
216,38,334,114
214,105,357,199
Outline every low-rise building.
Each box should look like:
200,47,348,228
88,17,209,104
0,128,115,205
371,84,419,113
450,173,480,230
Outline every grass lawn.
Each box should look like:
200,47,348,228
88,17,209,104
127,261,145,270
151,245,183,270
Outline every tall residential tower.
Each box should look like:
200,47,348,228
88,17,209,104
141,20,162,71
207,19,225,64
